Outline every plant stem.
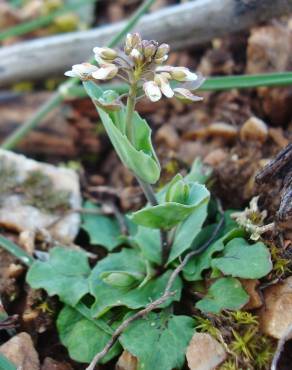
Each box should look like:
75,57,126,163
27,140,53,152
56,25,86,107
125,82,137,145
1,0,156,150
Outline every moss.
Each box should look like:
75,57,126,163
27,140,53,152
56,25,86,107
196,311,275,370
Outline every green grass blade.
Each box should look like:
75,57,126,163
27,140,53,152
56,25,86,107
201,72,292,90
0,234,34,266
0,0,96,41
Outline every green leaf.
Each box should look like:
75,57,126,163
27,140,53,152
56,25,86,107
131,183,209,229
132,226,162,265
84,81,160,184
82,201,121,251
196,277,249,313
26,247,90,306
183,228,246,281
89,249,182,318
0,354,17,370
120,312,195,370
167,196,209,263
212,238,272,279
57,305,121,364
185,158,212,184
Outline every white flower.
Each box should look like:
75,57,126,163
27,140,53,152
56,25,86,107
143,81,162,102
173,88,203,102
93,47,117,61
154,73,174,98
92,63,118,80
130,48,143,63
64,63,98,79
156,66,198,82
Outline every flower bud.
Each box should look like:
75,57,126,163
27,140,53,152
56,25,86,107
166,176,190,204
93,47,117,61
170,67,198,82
130,48,143,64
154,55,168,64
155,43,170,59
101,272,140,288
142,40,158,59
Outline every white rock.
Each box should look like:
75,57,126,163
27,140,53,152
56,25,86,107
0,332,40,370
0,149,81,243
186,333,226,370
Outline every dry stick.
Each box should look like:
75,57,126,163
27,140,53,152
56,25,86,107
1,0,156,150
86,215,225,370
2,0,292,85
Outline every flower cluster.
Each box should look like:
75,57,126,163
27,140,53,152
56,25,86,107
65,33,204,103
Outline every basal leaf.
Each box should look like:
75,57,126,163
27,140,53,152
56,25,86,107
120,312,195,370
89,249,182,318
212,237,272,279
82,201,121,251
195,277,249,314
26,247,90,306
183,228,246,281
57,305,121,364
132,226,162,265
130,183,209,229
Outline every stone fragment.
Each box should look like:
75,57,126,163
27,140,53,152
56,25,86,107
0,332,40,370
259,276,292,339
186,333,226,370
240,117,268,143
241,279,262,310
207,123,237,140
0,149,81,243
41,357,73,370
203,149,228,167
116,350,138,370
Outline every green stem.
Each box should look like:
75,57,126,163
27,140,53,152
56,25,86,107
1,0,156,150
0,234,34,267
0,0,96,42
125,83,137,145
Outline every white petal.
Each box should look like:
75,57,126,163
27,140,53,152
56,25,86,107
156,65,175,73
155,74,174,98
143,81,162,102
92,64,118,80
173,88,203,102
64,70,77,77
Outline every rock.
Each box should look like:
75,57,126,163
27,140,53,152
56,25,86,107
0,332,40,370
207,123,237,140
240,117,268,143
186,333,226,370
203,149,228,167
241,279,262,310
116,350,138,370
0,149,81,243
41,357,73,370
259,276,292,339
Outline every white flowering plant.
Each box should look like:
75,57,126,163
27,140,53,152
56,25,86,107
25,34,273,370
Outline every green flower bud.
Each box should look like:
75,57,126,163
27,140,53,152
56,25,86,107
155,43,170,59
166,177,190,204
93,47,117,61
101,272,138,288
142,40,158,59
